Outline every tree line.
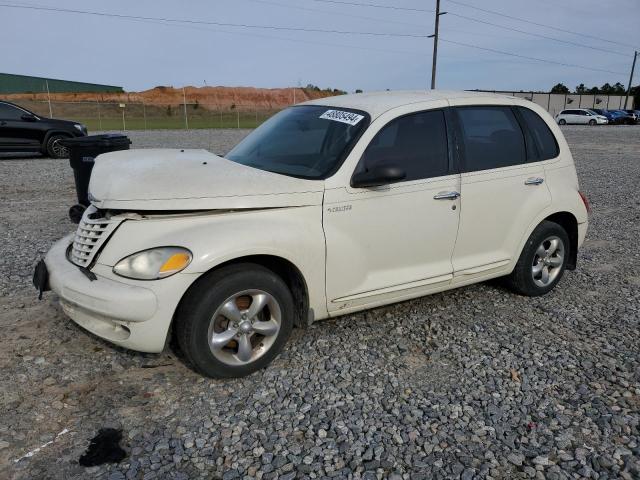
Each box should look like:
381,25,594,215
551,81,639,100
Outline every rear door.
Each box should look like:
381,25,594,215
448,104,552,280
565,109,578,124
0,103,40,151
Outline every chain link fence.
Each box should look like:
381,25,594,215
3,99,281,131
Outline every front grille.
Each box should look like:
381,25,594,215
70,205,122,268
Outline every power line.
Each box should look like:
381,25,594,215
311,0,631,56
0,1,629,79
447,12,629,57
439,38,628,76
125,15,431,58
444,0,640,50
309,0,433,12
0,3,432,38
243,0,427,28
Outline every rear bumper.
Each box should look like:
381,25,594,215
44,235,196,352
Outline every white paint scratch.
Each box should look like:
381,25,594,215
14,428,70,463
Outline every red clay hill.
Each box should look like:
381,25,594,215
4,85,344,110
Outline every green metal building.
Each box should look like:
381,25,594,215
0,73,123,94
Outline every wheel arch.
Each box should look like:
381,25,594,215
542,211,578,270
42,130,73,150
177,254,311,331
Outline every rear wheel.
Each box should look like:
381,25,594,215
558,119,566,125
175,263,294,378
505,221,569,296
588,119,596,126
46,134,70,158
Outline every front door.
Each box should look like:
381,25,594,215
323,108,461,312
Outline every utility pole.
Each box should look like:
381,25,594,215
429,0,447,89
624,50,637,109
183,87,189,130
45,80,53,117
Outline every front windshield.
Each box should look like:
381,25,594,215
226,105,369,179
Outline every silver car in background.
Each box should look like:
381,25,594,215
555,108,608,125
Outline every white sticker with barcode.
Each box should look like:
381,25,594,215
319,109,365,126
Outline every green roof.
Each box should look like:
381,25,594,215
0,73,123,94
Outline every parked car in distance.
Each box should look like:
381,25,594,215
621,110,639,124
35,91,589,378
606,109,628,124
0,100,87,158
590,108,618,124
555,108,608,125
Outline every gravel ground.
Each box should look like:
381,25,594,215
0,126,638,480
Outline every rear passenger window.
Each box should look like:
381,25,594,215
359,110,449,181
455,106,526,172
517,107,559,161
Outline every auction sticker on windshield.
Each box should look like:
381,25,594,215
319,110,365,126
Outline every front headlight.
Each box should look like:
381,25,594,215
74,124,86,133
113,247,192,280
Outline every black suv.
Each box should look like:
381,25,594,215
0,101,87,158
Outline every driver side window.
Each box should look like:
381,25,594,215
0,103,25,120
357,110,449,182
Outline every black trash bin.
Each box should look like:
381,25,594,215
60,134,131,223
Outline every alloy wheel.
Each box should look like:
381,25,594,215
531,235,565,287
207,289,281,366
51,139,69,158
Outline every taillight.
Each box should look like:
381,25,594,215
579,191,591,213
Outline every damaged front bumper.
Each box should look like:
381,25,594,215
39,234,195,353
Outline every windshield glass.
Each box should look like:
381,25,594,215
226,105,369,179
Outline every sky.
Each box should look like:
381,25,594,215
1,0,638,93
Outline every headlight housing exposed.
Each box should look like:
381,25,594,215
113,247,192,280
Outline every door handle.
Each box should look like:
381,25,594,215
524,177,544,186
433,191,460,200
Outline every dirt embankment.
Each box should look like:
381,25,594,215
3,86,338,110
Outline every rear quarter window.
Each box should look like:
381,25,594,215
517,107,560,161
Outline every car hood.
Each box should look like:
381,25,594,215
89,149,324,210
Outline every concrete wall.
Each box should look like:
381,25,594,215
473,90,634,116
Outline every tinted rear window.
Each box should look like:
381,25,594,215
456,106,526,172
517,107,559,161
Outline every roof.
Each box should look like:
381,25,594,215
302,90,517,119
0,72,123,94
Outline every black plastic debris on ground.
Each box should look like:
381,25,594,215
79,428,127,467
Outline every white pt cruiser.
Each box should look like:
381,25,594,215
37,91,589,378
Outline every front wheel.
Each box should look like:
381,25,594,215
46,134,70,158
558,119,567,125
175,264,294,378
505,221,570,296
588,119,596,126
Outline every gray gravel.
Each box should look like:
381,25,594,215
1,126,639,479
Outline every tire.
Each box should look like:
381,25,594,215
505,221,570,297
588,119,596,126
558,119,566,125
175,263,294,378
46,134,70,159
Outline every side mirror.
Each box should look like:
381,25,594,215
351,163,406,188
21,113,37,122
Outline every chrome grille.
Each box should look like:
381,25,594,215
70,206,122,268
